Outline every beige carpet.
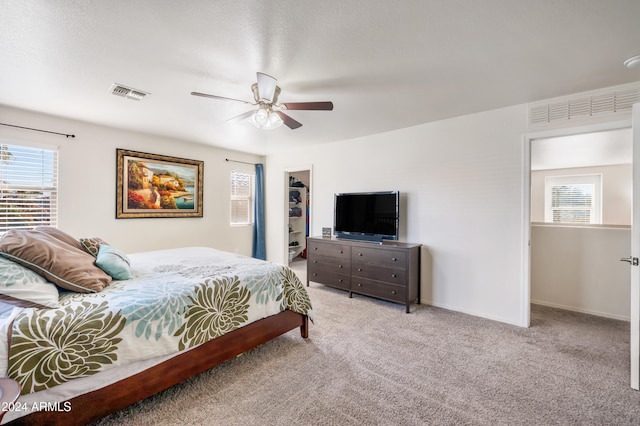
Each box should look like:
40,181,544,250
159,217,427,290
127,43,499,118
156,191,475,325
95,264,640,425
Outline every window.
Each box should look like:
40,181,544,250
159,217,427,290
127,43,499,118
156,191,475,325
230,170,254,225
0,143,58,232
544,174,602,224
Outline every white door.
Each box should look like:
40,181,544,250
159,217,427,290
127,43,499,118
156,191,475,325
630,104,640,390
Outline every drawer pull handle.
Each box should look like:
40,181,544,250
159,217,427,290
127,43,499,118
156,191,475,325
338,264,343,268
313,273,317,277
392,257,397,261
313,260,318,263
339,250,343,254
358,253,363,256
391,290,397,295
358,268,362,272
314,247,318,250
357,283,362,287
391,274,397,278
338,279,343,282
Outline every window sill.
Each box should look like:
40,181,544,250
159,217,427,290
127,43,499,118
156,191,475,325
532,222,630,230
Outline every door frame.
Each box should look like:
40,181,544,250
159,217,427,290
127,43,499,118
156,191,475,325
283,165,313,264
521,118,632,328
631,104,640,390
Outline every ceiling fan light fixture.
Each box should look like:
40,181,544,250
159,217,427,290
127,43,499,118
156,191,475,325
191,71,330,130
267,111,283,129
249,107,283,130
253,108,269,126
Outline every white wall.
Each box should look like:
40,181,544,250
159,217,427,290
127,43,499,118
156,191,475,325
531,224,630,320
0,105,261,255
531,164,632,225
266,104,529,326
3,96,631,328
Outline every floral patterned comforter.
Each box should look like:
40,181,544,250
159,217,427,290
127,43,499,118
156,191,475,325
7,247,313,394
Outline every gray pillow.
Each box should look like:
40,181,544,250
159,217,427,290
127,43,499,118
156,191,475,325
34,226,84,251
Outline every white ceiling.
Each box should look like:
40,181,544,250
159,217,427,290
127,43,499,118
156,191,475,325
1,0,640,155
531,128,632,171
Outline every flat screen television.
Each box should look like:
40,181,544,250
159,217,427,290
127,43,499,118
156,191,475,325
334,191,399,242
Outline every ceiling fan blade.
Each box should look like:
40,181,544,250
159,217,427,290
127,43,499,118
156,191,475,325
256,72,277,102
191,92,252,105
281,101,334,111
227,109,257,122
274,111,302,130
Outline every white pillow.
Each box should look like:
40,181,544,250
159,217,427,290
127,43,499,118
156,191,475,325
0,256,59,308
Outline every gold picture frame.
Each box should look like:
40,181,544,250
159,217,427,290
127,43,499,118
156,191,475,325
116,149,203,219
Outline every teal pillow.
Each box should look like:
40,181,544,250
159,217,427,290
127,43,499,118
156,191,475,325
95,244,131,280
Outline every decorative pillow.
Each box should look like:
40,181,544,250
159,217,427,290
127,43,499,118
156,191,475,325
0,229,112,293
33,226,84,251
95,244,132,280
79,237,109,257
0,256,59,308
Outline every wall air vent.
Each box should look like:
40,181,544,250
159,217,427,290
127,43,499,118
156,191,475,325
528,82,640,129
109,83,149,101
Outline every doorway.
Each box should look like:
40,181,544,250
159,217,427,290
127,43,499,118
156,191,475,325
522,120,637,387
529,128,632,320
285,168,312,266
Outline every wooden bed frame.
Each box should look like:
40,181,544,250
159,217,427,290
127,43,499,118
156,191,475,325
5,310,308,425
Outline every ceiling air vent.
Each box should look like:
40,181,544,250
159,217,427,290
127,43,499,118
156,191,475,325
528,82,640,128
109,83,148,101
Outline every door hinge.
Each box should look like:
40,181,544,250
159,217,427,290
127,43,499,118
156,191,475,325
620,256,639,266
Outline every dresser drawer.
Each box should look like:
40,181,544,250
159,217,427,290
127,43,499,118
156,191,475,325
308,265,350,291
351,277,404,303
308,241,351,260
352,262,406,286
352,247,406,267
309,257,351,273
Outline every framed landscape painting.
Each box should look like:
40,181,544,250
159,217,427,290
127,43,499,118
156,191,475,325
116,149,204,218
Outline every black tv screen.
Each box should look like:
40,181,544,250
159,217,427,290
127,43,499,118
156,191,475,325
334,191,399,242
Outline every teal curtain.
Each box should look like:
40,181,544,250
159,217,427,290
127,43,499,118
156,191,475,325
252,163,266,260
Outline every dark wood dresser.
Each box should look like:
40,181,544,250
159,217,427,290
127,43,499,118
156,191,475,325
307,237,421,313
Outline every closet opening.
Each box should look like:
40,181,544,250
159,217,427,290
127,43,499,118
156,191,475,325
285,168,311,267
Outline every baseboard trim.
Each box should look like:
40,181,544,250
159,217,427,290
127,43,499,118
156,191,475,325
531,300,630,322
421,298,526,327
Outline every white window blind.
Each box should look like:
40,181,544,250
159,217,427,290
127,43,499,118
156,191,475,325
544,175,601,224
230,171,253,225
0,144,58,232
551,184,593,223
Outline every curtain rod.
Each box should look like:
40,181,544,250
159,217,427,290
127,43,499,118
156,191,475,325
225,158,256,165
0,122,75,138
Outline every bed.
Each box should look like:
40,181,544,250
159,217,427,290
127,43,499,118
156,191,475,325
0,228,312,425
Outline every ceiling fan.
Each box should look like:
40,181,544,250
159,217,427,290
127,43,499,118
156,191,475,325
191,72,333,130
